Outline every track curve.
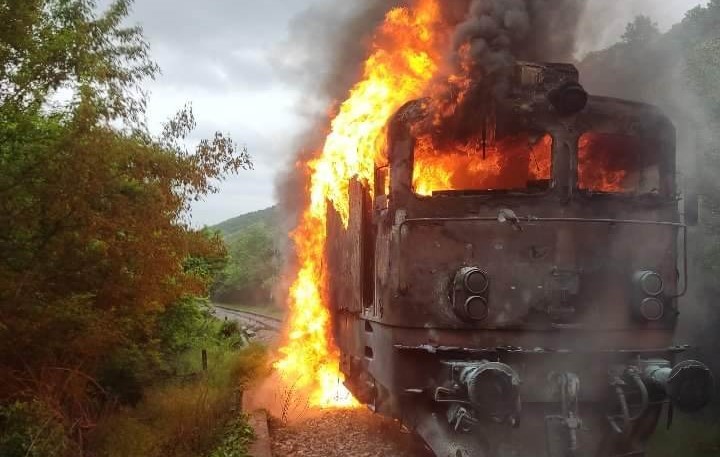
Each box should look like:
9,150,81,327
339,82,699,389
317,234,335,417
212,305,283,331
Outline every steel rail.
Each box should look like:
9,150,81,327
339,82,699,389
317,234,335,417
213,305,283,330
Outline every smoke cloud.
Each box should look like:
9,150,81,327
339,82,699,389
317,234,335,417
576,4,720,403
452,0,585,64
270,0,678,286
272,0,400,234
430,0,586,116
273,0,699,231
272,0,593,241
268,1,401,304
576,0,703,57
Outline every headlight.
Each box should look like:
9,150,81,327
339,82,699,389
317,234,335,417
639,297,665,321
454,267,490,322
463,268,489,295
641,359,714,413
632,270,666,322
635,270,664,296
463,296,489,321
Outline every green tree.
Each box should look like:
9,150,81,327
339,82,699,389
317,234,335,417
214,223,280,305
621,15,660,44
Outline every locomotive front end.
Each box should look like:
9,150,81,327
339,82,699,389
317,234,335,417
328,62,713,457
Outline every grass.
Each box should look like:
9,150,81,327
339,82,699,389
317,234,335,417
87,343,269,457
648,414,720,457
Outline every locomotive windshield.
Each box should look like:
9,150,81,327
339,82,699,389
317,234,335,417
578,132,664,196
412,132,553,196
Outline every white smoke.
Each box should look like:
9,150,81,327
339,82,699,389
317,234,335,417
576,0,705,57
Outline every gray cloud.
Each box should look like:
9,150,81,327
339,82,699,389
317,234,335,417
99,0,314,91
93,0,322,225
270,1,397,109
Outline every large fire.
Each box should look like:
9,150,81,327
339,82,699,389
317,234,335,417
274,0,444,408
413,133,553,196
578,132,663,195
273,0,646,409
578,133,628,193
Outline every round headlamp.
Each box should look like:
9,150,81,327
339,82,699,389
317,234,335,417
463,268,490,295
636,271,664,296
454,267,491,322
464,296,489,322
639,297,665,321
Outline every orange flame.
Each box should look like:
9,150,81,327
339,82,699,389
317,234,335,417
275,0,443,408
273,0,646,410
578,133,629,193
413,133,553,196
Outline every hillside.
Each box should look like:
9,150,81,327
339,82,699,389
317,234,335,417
210,206,281,306
211,206,277,238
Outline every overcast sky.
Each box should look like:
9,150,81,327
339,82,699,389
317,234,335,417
103,0,706,227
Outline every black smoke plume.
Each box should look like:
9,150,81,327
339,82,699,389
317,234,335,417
436,0,587,112
275,0,589,227
272,0,589,291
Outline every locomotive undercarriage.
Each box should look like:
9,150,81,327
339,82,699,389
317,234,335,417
339,318,709,457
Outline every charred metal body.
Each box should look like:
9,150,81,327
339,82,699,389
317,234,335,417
326,62,713,457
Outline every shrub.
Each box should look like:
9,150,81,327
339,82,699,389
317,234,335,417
208,416,254,457
0,401,68,457
87,343,268,457
97,347,154,406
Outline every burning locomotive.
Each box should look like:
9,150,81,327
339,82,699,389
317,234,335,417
325,62,714,456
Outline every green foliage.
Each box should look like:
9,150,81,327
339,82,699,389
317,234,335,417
0,401,68,457
212,206,277,238
158,298,217,356
622,15,661,44
648,414,720,456
97,346,152,406
213,222,280,305
0,0,254,453
209,207,280,306
687,37,720,118
230,343,272,385
207,416,254,457
87,344,268,457
580,16,670,105
0,0,158,122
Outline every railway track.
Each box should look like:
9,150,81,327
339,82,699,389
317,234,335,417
212,305,283,331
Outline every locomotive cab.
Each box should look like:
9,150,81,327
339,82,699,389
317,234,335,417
327,62,713,457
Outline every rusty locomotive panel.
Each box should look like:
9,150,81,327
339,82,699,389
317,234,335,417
326,63,713,457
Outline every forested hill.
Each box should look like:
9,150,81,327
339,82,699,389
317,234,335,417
211,206,278,238
210,207,281,306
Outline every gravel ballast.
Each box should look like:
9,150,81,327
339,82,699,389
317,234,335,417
269,409,430,457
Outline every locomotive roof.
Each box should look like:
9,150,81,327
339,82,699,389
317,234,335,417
390,94,676,147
